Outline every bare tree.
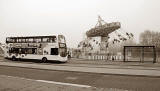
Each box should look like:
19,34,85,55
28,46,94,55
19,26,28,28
139,30,160,48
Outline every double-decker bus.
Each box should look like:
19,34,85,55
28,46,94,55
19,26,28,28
4,35,68,62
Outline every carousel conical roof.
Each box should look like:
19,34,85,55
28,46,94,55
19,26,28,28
86,16,121,37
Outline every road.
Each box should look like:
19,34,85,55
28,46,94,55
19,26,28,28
0,63,160,90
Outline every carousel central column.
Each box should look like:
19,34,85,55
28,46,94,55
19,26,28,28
100,36,109,53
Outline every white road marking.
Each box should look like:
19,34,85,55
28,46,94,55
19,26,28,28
0,75,91,88
65,76,78,80
0,75,131,91
36,80,91,88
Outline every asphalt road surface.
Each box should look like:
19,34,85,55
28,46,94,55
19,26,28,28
0,65,160,91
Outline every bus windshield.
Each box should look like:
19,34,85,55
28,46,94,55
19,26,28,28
58,35,66,43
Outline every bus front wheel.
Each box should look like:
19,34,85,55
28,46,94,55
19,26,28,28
42,57,47,63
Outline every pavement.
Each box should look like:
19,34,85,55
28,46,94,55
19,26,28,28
0,58,160,77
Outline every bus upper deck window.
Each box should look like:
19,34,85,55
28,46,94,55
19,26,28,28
6,38,14,43
50,37,57,43
18,39,22,43
13,39,17,43
21,39,25,43
42,38,49,43
36,38,41,43
28,38,33,43
9,39,13,43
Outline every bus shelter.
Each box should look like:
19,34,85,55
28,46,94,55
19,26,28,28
123,46,156,63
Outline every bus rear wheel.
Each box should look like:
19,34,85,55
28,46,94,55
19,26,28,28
12,56,16,61
42,57,47,63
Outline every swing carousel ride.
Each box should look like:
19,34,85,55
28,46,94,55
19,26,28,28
78,16,134,54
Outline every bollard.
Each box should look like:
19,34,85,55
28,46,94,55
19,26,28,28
92,56,94,60
110,56,113,60
88,56,90,60
101,55,103,60
102,56,104,60
89,56,91,60
94,55,96,60
104,56,106,60
98,55,100,60
92,55,94,60
100,55,101,60
119,56,122,60
99,55,101,60
97,55,99,60
96,55,98,60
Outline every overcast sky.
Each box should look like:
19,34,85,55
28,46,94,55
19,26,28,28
0,0,160,48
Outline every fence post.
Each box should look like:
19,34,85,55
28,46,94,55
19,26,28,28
153,46,156,63
123,46,126,62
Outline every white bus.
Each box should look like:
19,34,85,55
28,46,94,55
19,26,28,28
4,35,68,62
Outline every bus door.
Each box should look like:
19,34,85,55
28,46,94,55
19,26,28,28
59,43,67,57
